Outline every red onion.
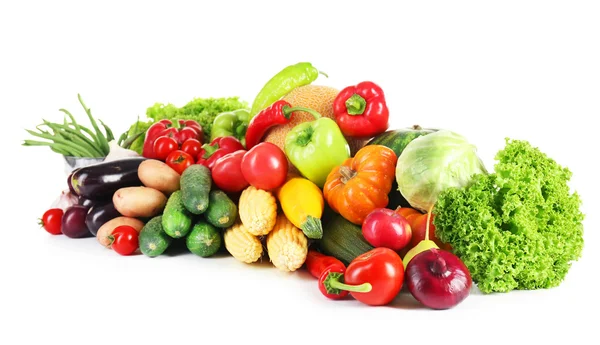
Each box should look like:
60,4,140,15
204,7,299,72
406,248,472,310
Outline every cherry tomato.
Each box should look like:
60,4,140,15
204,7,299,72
40,208,64,235
109,225,139,256
241,142,288,190
181,139,202,158
166,150,194,175
212,150,249,193
153,136,178,161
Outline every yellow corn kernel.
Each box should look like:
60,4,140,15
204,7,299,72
266,214,308,272
224,221,262,264
239,186,277,236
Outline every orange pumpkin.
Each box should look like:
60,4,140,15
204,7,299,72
323,145,397,225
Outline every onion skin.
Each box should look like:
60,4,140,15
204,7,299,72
406,248,472,309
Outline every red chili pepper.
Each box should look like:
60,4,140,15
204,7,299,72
142,119,204,159
333,81,389,138
320,247,404,306
318,266,349,300
305,249,345,279
245,100,320,149
196,136,245,170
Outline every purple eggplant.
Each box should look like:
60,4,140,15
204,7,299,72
78,196,96,208
67,172,78,196
70,157,146,200
62,205,92,238
85,202,121,236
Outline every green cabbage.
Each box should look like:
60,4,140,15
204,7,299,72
433,139,584,293
395,130,487,212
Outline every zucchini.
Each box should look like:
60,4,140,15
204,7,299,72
186,220,222,257
180,165,211,215
205,190,237,228
139,216,172,257
162,191,193,238
320,213,374,265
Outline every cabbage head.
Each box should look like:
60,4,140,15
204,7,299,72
395,130,487,212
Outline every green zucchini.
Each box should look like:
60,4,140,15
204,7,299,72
205,190,237,228
139,216,173,257
186,220,222,257
162,191,193,238
180,165,211,215
320,213,374,265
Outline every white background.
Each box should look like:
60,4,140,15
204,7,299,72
2,1,599,344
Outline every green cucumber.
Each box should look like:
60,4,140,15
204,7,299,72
162,191,193,238
139,216,173,257
186,220,222,257
320,213,374,265
180,165,211,215
205,190,237,228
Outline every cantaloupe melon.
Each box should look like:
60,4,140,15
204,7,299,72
263,85,367,156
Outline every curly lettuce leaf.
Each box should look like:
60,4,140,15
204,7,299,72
434,139,584,293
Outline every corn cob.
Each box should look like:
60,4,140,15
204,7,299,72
266,214,308,272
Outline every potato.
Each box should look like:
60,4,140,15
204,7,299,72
138,159,180,194
97,216,145,247
113,186,167,218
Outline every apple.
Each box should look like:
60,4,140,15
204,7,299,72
362,208,412,251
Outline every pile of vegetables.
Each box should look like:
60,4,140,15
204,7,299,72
33,61,585,310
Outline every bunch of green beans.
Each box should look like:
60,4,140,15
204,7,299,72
23,94,114,158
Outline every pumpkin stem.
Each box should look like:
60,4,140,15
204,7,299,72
339,166,357,184
413,124,422,130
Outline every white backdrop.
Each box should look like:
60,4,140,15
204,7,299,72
2,1,598,344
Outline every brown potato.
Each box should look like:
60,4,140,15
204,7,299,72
97,216,145,248
113,186,167,218
138,159,180,194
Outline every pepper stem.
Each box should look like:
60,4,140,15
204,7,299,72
345,94,367,115
201,143,219,158
235,124,247,137
328,275,372,293
294,126,314,147
284,106,322,120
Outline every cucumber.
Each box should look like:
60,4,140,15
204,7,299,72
186,220,222,257
180,165,211,215
205,190,237,228
320,213,374,265
139,216,173,257
162,191,193,238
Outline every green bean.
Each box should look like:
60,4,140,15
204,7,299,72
99,119,115,141
77,94,110,155
43,121,104,157
25,129,95,157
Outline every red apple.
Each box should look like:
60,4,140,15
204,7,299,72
362,208,412,251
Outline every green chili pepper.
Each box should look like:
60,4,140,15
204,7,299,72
210,109,250,147
249,62,327,118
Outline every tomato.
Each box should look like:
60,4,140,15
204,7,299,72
40,208,64,235
166,150,194,175
153,136,178,161
109,225,139,256
175,127,201,145
212,150,249,193
241,142,288,190
181,139,202,158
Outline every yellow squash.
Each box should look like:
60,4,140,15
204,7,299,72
276,177,324,239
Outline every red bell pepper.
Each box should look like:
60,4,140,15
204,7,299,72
320,247,404,306
245,100,320,149
197,136,245,170
142,119,204,159
333,81,389,138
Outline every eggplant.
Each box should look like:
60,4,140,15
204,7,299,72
67,172,78,196
78,196,96,208
70,157,146,200
62,205,92,238
86,202,122,236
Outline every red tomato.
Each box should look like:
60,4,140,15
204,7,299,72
344,247,404,306
212,150,249,193
241,142,288,190
153,136,178,161
166,150,194,175
40,208,64,235
181,139,202,158
175,127,201,145
110,225,139,256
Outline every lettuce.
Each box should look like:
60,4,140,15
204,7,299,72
434,139,584,293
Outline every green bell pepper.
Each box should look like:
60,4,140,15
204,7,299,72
284,116,350,188
210,109,250,147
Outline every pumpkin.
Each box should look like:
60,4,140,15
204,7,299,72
323,145,397,225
